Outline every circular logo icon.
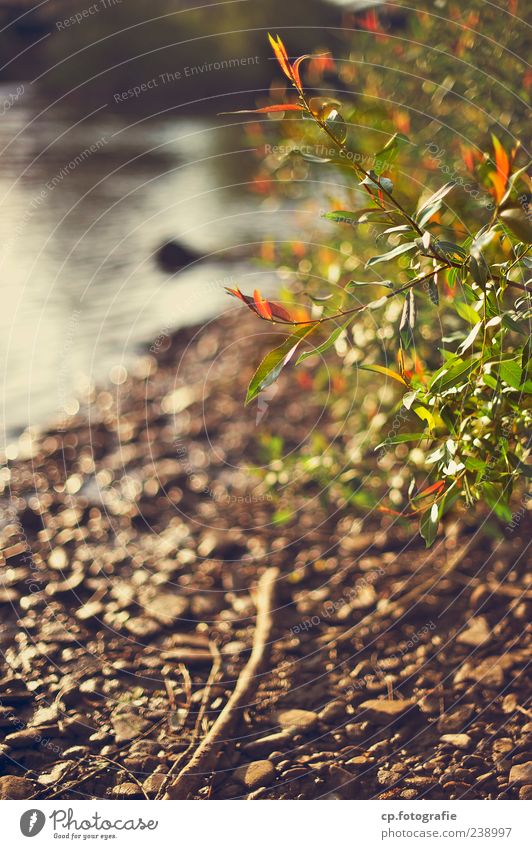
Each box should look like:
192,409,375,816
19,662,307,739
20,810,46,837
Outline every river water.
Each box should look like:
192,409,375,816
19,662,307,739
0,90,310,438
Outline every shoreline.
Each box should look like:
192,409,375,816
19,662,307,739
0,313,530,800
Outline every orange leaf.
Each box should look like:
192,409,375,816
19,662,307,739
490,136,511,203
253,289,273,320
492,136,510,181
291,55,311,91
415,480,445,500
269,302,293,322
268,33,293,83
226,287,294,323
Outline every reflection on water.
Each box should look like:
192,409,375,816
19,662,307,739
0,93,305,437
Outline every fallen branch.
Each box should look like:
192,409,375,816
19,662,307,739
164,567,279,799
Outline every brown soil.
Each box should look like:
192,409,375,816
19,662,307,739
0,313,530,800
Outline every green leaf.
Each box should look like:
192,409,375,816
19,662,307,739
323,210,360,224
417,182,455,219
458,321,482,354
482,482,512,522
399,289,416,350
296,320,351,363
347,279,394,289
427,277,439,305
499,359,522,389
273,508,293,526
412,404,435,433
456,301,481,325
366,241,416,268
469,254,488,288
430,356,480,393
374,132,409,171
361,172,394,193
376,432,426,449
420,502,439,548
436,240,467,261
246,325,314,404
323,209,391,225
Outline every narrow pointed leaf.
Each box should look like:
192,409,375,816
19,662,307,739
246,325,314,404
358,364,407,385
366,241,416,268
296,319,351,363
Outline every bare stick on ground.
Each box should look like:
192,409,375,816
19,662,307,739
164,566,279,799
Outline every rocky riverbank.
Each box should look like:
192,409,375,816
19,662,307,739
0,312,530,800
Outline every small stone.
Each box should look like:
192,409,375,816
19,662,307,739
38,761,74,786
143,593,188,626
0,775,36,799
502,694,518,714
277,709,319,733
0,588,20,603
243,730,294,757
454,657,507,687
346,755,374,769
509,762,532,786
233,760,276,790
48,547,68,571
112,711,149,744
76,601,104,621
440,733,472,750
111,782,142,798
359,699,417,724
437,706,474,734
143,774,166,795
124,617,161,638
519,785,532,800
457,616,490,647
377,764,407,786
4,728,54,749
318,700,346,724
345,722,367,740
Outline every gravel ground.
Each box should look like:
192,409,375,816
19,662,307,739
1,313,530,800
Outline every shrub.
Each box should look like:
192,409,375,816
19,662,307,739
224,35,531,546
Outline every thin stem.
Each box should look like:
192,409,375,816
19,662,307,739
299,94,423,236
268,266,448,327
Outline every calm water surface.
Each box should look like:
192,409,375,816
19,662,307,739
0,91,314,439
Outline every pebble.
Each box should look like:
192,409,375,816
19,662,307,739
318,700,346,724
243,730,294,757
112,712,150,743
277,709,319,733
437,705,474,733
143,774,166,795
359,698,417,724
519,785,532,800
4,727,55,749
111,782,142,798
457,616,490,647
0,775,36,799
440,733,472,750
509,762,532,786
143,593,188,625
232,760,276,790
48,547,68,571
454,657,506,687
124,617,161,638
281,766,308,780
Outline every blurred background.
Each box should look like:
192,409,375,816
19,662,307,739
0,0,528,436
